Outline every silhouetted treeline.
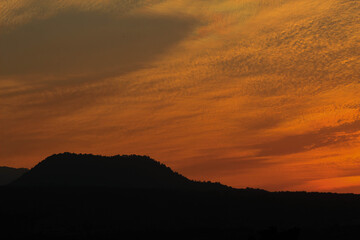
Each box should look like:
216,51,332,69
1,186,360,240
11,153,227,191
2,153,360,239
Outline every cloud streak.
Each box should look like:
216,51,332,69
1,0,360,193
254,120,360,157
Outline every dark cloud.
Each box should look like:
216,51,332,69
0,8,196,81
179,154,271,178
254,119,360,157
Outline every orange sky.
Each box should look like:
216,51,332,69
1,0,360,193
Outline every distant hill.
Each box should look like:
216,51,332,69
0,167,28,185
11,153,227,190
4,153,360,239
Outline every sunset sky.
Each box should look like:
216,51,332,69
1,0,360,193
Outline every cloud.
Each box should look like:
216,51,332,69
253,120,360,157
179,155,271,179
1,0,360,193
0,0,166,28
293,175,360,193
0,8,196,81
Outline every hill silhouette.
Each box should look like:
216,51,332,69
3,153,360,239
0,166,28,185
11,153,227,190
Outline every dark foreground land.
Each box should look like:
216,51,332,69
2,153,360,240
1,187,360,240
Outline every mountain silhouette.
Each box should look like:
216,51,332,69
0,167,28,185
3,153,360,240
11,152,227,189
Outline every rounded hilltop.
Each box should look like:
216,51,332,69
11,152,228,190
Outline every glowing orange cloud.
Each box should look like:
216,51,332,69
1,0,360,193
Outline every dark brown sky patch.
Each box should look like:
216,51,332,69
0,9,197,80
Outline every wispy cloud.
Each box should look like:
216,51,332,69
1,0,360,193
253,120,360,157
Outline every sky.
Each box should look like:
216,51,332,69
1,0,360,193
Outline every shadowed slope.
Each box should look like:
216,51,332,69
11,153,227,189
0,167,28,185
